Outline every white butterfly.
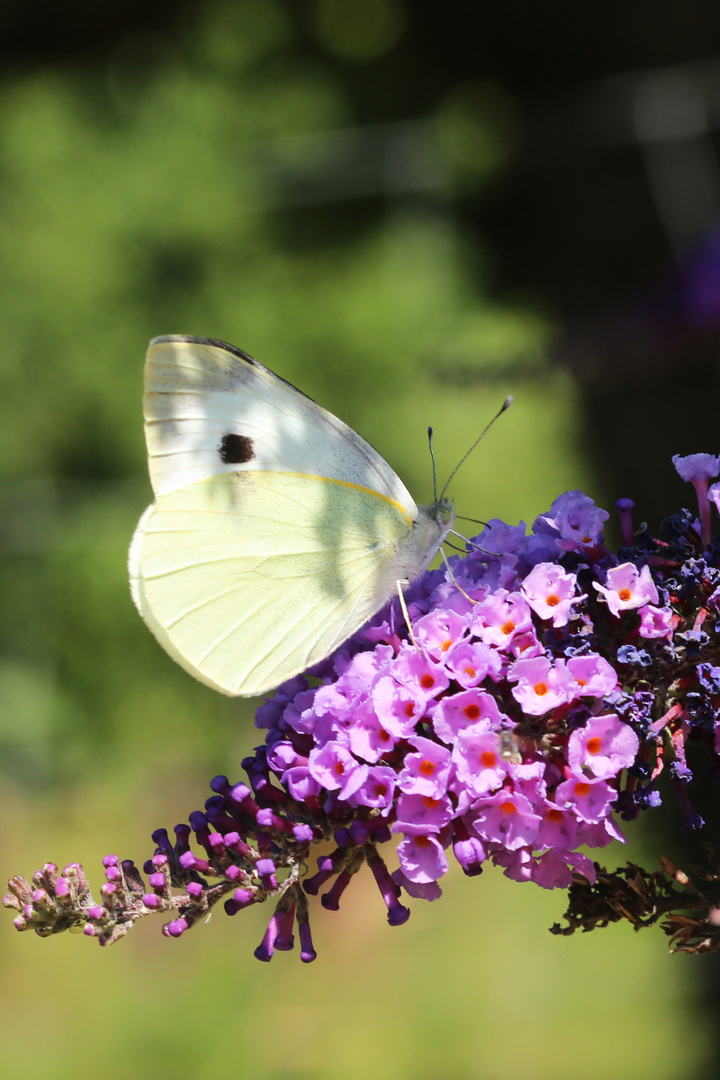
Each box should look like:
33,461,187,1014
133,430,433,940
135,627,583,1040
129,336,454,696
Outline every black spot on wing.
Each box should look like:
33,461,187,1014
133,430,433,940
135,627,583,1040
219,433,255,464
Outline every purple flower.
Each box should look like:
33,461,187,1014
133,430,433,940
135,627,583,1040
396,834,449,884
11,452,720,963
534,490,609,552
672,453,720,483
673,454,720,546
535,803,579,852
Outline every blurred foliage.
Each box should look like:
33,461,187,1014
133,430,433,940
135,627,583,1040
0,0,581,781
0,1,712,1078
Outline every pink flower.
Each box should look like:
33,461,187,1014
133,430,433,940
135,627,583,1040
391,868,443,900
452,834,487,875
534,802,579,852
346,702,398,764
392,644,450,699
554,776,616,823
530,852,574,890
308,742,367,799
414,609,468,661
397,736,452,798
505,629,544,662
443,639,502,688
521,562,584,627
531,850,596,890
592,562,659,617
283,766,321,802
371,676,426,738
567,714,639,780
346,766,397,811
396,833,449,883
431,689,505,743
507,655,574,715
393,793,454,834
566,654,618,697
472,789,542,850
471,590,533,648
638,604,674,639
452,729,511,797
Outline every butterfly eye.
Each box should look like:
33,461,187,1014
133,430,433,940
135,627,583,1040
218,433,255,464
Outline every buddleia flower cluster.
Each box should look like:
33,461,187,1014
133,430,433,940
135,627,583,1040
8,452,720,961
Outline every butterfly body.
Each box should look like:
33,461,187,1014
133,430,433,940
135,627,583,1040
130,336,453,696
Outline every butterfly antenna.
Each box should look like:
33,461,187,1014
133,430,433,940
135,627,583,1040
455,515,491,527
428,426,439,504
439,395,513,501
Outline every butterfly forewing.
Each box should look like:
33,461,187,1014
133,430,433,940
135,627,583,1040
144,336,417,512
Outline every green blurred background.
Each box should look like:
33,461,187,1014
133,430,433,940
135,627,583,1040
2,2,720,1077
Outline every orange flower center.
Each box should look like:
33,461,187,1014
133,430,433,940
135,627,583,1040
618,588,632,602
586,736,602,755
480,751,497,769
501,620,516,636
500,801,517,815
533,682,549,696
546,594,560,607
419,759,436,777
463,704,480,720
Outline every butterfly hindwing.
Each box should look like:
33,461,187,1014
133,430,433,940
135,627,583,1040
130,469,417,696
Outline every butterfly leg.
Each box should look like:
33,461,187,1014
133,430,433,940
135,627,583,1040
395,578,421,650
439,546,480,606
